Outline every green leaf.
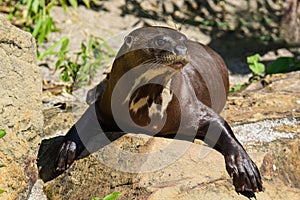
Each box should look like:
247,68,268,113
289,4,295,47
59,0,68,11
60,37,70,53
32,11,43,38
7,1,23,20
60,70,70,82
82,0,91,8
103,192,121,200
38,37,69,60
217,22,229,28
239,19,250,27
229,83,247,93
202,20,215,26
266,57,300,74
0,189,5,194
55,58,64,70
37,16,52,45
81,42,87,54
253,62,265,74
32,0,40,14
247,53,260,64
259,35,271,41
0,163,6,168
44,16,53,34
26,0,34,17
91,197,101,200
40,0,45,7
264,17,273,23
46,0,56,11
68,0,78,8
0,129,6,139
247,54,265,75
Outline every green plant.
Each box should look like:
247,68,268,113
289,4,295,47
39,35,115,92
266,56,300,74
69,36,114,87
65,0,99,9
38,36,69,65
0,129,6,194
6,0,57,46
0,129,6,168
230,52,300,93
0,129,6,139
229,83,247,93
229,53,265,93
247,53,265,76
4,0,95,47
92,192,121,200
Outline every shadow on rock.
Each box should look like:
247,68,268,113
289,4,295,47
37,136,94,182
37,132,127,182
37,136,65,182
37,136,92,182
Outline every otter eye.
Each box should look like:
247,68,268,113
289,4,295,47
124,36,134,47
155,39,166,46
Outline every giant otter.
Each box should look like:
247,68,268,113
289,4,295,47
55,26,263,198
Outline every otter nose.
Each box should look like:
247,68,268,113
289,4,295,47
174,45,187,55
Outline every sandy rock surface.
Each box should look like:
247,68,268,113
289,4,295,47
0,15,43,200
224,71,300,124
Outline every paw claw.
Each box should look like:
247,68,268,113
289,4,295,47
55,140,77,172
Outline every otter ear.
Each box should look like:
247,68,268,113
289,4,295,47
124,35,134,48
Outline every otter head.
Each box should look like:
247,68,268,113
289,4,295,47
118,26,190,70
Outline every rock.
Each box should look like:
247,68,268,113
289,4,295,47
162,1,174,14
43,134,300,200
43,135,228,199
0,15,43,199
28,180,47,200
224,71,300,124
280,0,300,44
269,139,300,188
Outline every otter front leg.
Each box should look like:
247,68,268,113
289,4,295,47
55,103,115,171
56,125,85,171
196,118,263,198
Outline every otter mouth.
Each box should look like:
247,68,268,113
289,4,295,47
170,60,187,70
159,54,189,70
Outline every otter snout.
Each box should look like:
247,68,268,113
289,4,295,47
174,45,187,56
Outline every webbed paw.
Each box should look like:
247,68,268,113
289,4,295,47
225,147,263,198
